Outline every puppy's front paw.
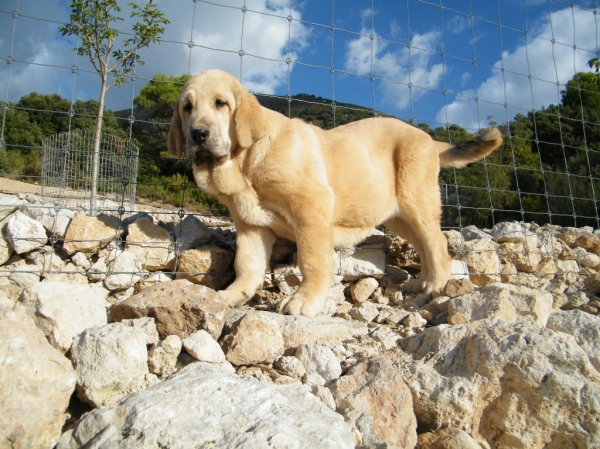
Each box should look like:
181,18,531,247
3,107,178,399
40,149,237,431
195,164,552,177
218,290,250,308
276,293,325,318
402,277,448,297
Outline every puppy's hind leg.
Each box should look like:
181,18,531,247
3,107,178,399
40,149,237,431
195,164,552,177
387,202,451,297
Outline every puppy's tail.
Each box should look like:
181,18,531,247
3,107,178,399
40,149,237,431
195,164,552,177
437,127,503,168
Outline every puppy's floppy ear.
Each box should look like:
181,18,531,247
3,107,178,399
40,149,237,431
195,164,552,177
234,88,266,149
167,99,184,158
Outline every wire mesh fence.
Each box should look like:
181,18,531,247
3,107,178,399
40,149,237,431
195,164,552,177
41,129,138,215
0,0,598,288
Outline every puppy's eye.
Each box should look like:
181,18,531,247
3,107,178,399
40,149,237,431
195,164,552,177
183,102,192,113
215,99,227,109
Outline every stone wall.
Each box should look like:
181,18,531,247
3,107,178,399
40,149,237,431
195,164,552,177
1,192,599,448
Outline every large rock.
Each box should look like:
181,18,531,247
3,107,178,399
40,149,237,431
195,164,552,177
109,279,228,340
175,245,234,289
463,238,501,286
498,241,542,273
0,217,13,265
296,343,341,384
43,262,88,284
350,277,379,303
173,215,212,252
0,196,22,221
573,248,600,268
329,358,417,449
271,313,369,353
492,221,538,246
104,250,145,290
460,225,492,241
448,283,553,327
26,245,66,274
577,233,600,254
6,211,47,254
19,281,108,353
183,329,226,363
62,212,122,256
125,217,176,271
556,259,580,284
584,273,600,294
398,320,600,448
21,203,75,238
58,363,355,449
0,303,75,449
334,247,385,280
547,309,600,371
222,310,285,366
537,228,564,259
8,264,41,288
71,322,151,408
349,301,379,323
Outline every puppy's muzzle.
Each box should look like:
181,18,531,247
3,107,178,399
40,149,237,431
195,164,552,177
188,126,215,165
190,127,210,145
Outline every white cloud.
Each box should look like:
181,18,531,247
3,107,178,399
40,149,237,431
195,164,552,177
435,6,598,130
344,27,444,110
0,0,310,109
184,1,309,94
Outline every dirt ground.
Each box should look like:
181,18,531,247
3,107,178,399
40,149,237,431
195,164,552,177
0,178,42,195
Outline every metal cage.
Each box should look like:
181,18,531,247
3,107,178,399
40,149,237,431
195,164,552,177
41,130,139,215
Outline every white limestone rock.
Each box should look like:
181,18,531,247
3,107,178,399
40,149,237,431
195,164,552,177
0,303,76,449
349,301,379,323
71,322,150,408
104,250,145,291
71,251,91,270
6,211,47,254
59,362,355,449
273,355,307,379
329,358,417,449
8,263,41,288
62,212,122,256
295,343,342,384
19,281,108,353
398,320,600,448
121,317,160,346
334,247,385,280
448,283,553,327
461,225,492,241
183,329,226,364
463,238,501,286
547,309,600,371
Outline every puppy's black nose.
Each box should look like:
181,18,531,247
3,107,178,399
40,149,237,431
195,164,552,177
190,127,210,144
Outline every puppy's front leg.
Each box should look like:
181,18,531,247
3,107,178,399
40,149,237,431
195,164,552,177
277,221,334,318
219,221,275,307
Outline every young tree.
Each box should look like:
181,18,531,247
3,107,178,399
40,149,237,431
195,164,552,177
59,0,169,214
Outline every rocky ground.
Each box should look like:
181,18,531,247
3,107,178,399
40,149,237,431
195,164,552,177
0,185,599,449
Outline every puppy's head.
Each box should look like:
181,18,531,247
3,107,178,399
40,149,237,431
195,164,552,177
168,69,265,165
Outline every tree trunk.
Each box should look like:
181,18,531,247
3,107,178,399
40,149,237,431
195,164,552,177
90,79,107,216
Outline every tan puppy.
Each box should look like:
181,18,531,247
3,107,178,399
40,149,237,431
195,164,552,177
168,69,502,317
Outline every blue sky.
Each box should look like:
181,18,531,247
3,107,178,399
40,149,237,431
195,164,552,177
0,0,598,132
